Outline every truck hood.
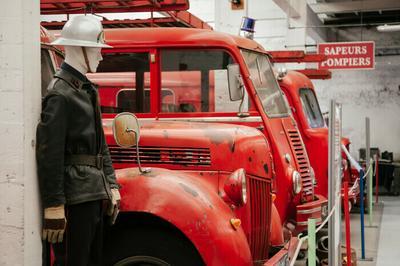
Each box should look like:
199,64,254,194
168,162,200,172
104,119,272,179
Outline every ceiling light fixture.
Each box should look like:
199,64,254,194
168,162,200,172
377,24,400,32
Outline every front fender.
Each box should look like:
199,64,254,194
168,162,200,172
116,167,252,266
270,203,284,246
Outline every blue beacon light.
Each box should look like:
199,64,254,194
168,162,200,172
240,17,256,39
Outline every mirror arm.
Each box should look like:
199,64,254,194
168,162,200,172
236,78,249,118
128,130,151,174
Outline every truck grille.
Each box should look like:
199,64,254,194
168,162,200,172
248,177,271,263
286,129,314,200
108,145,211,167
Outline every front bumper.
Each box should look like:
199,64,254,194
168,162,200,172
264,237,299,266
295,194,328,230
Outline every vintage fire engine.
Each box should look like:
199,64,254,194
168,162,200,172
277,70,359,201
268,50,359,204
266,49,360,205
82,27,329,265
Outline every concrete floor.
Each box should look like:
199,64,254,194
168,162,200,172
375,197,400,265
294,196,400,265
347,202,383,266
344,196,400,266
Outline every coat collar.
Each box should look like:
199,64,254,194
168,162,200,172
55,63,92,91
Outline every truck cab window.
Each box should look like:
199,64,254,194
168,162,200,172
90,52,151,114
160,50,251,113
299,88,325,128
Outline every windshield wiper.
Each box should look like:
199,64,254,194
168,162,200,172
255,57,264,84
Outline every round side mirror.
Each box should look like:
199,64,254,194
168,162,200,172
112,112,140,147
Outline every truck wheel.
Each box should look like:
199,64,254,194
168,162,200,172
114,256,169,266
104,226,204,266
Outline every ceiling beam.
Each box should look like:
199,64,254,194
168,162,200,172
274,0,329,42
272,0,301,18
309,0,400,14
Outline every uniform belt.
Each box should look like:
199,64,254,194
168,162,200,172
65,154,103,170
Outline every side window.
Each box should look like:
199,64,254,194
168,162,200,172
89,52,151,114
41,49,55,97
299,88,325,128
160,50,250,113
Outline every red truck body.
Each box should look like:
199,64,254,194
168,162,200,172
84,27,327,265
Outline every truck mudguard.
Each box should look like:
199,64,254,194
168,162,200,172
116,167,253,266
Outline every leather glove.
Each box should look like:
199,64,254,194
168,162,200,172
107,188,121,225
42,205,66,243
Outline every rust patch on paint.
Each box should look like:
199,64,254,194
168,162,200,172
204,129,234,146
248,157,252,162
263,164,269,174
179,182,199,197
143,171,159,178
231,141,236,153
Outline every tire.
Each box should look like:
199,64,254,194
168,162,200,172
104,226,204,266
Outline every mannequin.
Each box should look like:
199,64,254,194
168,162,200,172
36,15,120,266
64,46,102,74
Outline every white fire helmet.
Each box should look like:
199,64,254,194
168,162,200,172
51,15,112,48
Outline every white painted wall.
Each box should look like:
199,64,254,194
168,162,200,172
188,0,215,28
0,0,41,265
313,55,400,160
313,26,400,160
214,0,288,50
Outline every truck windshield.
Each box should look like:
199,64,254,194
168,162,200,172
160,49,252,113
299,88,325,128
241,50,289,117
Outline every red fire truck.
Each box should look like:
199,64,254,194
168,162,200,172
82,27,329,265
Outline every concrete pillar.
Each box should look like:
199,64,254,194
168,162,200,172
0,0,41,265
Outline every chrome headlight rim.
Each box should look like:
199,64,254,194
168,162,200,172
241,171,247,205
223,168,247,207
292,170,302,194
310,167,316,185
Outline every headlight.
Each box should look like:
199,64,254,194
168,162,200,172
224,168,247,206
292,171,302,194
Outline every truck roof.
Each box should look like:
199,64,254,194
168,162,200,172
279,70,315,92
104,27,266,52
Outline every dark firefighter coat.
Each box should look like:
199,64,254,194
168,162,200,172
36,63,119,208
